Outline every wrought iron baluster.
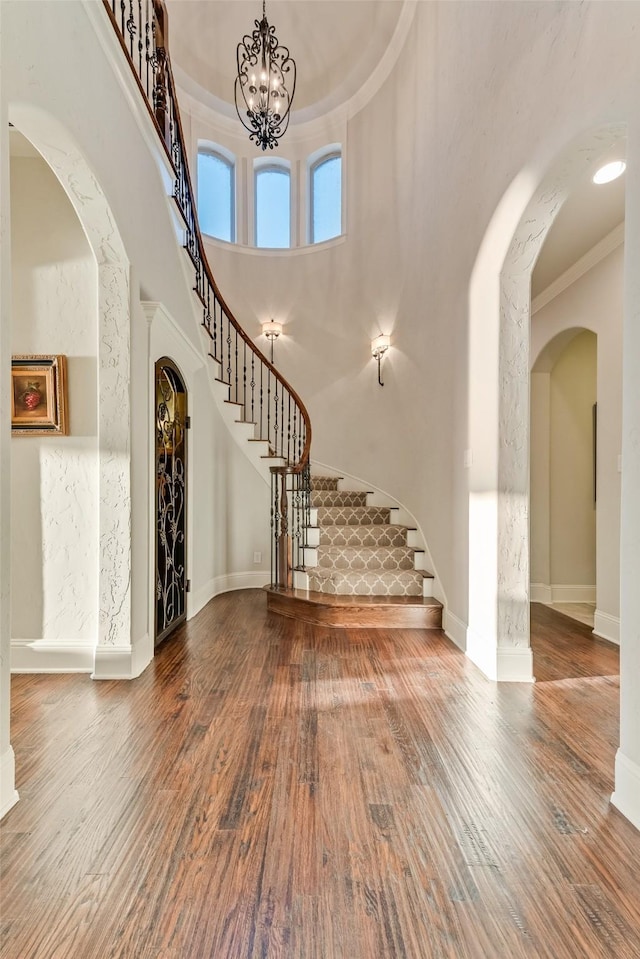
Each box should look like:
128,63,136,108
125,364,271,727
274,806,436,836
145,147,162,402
260,362,264,440
267,371,271,450
213,297,218,360
102,0,312,592
280,384,285,461
250,353,255,425
234,329,239,404
243,341,247,421
273,378,279,457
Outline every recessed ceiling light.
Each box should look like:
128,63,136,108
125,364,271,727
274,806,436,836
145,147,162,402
592,160,626,185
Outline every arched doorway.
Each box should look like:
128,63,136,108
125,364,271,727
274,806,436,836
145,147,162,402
530,329,598,620
155,358,188,645
467,122,626,682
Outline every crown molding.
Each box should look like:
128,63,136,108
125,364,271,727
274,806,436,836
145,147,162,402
532,221,625,314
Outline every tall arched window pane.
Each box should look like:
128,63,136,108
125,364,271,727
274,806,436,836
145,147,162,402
311,154,342,243
255,167,290,249
198,150,234,242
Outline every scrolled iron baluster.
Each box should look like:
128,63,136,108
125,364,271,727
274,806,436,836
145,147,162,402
250,354,255,425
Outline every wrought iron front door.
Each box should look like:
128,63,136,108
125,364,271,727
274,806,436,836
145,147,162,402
155,358,188,645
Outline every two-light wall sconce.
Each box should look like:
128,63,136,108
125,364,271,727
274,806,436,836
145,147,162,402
371,334,390,386
262,320,283,364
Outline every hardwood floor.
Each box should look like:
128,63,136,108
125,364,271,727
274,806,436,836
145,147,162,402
1,593,638,958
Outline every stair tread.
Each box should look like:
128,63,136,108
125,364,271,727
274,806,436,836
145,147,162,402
316,545,423,571
315,505,390,526
265,586,443,629
308,567,428,597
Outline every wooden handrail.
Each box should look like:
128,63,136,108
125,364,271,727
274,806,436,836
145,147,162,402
101,0,312,477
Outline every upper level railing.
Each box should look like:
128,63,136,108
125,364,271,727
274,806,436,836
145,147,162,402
103,0,312,587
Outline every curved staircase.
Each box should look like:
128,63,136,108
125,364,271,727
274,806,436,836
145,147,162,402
266,475,443,629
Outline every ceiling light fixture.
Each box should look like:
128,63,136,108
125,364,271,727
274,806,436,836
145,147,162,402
592,160,626,185
234,0,296,152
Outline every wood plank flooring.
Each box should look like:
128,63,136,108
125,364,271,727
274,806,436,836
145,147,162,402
1,593,639,958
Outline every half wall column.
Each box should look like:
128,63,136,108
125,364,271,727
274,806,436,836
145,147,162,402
613,123,640,832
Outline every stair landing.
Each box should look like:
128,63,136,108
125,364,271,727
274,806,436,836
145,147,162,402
264,586,443,629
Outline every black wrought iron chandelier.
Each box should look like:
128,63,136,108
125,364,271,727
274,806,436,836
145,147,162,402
234,0,297,151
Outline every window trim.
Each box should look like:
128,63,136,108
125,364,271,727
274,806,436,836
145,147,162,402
309,149,342,245
254,160,292,250
197,144,236,244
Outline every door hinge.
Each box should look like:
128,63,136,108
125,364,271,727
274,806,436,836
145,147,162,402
186,579,191,593
185,416,191,429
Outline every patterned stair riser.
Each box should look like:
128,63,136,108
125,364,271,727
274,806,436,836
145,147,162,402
316,506,390,527
317,546,416,571
311,476,341,491
311,490,369,508
308,568,425,597
319,525,409,548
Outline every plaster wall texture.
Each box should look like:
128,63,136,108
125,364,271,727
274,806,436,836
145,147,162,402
548,330,597,588
191,1,640,634
1,0,640,823
531,246,623,621
2,0,273,663
10,156,99,644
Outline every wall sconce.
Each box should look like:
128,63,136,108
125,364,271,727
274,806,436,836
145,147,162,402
371,334,390,386
262,320,283,364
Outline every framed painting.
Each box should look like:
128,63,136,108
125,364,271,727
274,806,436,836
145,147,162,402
11,354,68,435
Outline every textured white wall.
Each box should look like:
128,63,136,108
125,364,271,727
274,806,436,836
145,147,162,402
10,156,98,644
532,246,623,623
189,2,640,634
549,330,597,587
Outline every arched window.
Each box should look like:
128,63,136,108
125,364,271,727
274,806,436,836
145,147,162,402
310,152,342,243
197,148,235,242
255,164,291,248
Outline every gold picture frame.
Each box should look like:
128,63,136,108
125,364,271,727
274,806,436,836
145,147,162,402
11,354,68,435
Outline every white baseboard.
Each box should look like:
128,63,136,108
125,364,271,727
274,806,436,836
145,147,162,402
550,584,596,604
466,627,535,682
593,610,620,645
92,635,153,681
0,747,19,820
611,750,640,832
11,638,95,673
190,571,270,618
443,609,467,652
530,583,552,604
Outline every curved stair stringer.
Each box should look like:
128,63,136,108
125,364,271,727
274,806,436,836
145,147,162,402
180,256,286,487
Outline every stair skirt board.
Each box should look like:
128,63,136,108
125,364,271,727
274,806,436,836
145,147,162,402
264,587,443,629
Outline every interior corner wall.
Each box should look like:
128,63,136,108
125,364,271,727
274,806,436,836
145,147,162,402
530,371,551,592
183,3,640,638
549,330,597,590
532,246,623,626
9,153,98,669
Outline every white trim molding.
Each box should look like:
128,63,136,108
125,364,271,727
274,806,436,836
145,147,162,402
92,635,153,681
190,572,270,619
0,747,19,820
532,222,624,315
443,609,467,652
530,583,553,604
593,610,620,645
11,639,95,674
551,585,597,604
466,628,535,683
611,749,640,832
